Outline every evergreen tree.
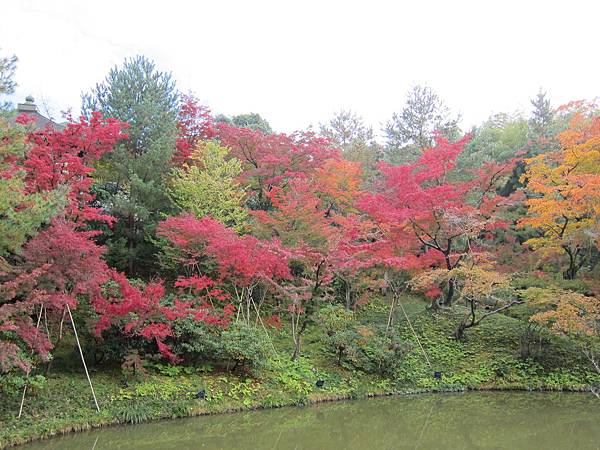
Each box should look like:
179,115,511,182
215,112,273,133
319,110,382,177
0,49,18,109
529,89,553,140
82,56,179,276
384,85,460,164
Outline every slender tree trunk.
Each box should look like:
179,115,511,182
563,247,580,280
128,215,135,275
345,285,352,311
443,251,456,306
443,279,455,306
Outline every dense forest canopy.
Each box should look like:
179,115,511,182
1,53,600,393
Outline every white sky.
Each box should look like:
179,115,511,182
2,0,599,136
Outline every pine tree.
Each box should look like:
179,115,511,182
82,56,179,276
0,49,18,109
529,89,553,140
384,85,460,164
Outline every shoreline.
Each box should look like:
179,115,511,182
4,383,596,449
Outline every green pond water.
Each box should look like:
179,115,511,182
20,392,600,449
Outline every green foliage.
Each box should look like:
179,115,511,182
169,141,247,230
351,325,409,377
168,400,192,418
384,85,460,164
458,113,528,170
316,304,357,365
267,357,315,402
319,110,382,176
172,319,222,364
0,374,45,396
221,323,270,373
82,55,179,276
216,112,273,133
112,402,153,424
529,89,554,140
0,118,65,257
0,50,18,102
148,363,191,377
316,305,408,376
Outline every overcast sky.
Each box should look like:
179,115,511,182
2,0,599,135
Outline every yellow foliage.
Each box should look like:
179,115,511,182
527,286,600,337
519,114,600,263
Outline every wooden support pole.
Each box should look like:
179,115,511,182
398,298,432,369
66,304,100,413
18,304,44,418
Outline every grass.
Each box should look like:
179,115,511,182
2,296,599,449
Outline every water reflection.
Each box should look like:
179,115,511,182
21,392,600,450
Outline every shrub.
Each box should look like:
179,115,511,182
172,319,222,364
316,305,409,376
316,304,357,365
221,323,270,373
351,325,409,377
518,322,550,361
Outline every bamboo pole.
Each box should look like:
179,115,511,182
397,298,432,369
66,304,100,413
18,304,44,418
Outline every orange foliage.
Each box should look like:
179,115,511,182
519,112,600,277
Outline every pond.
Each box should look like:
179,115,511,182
21,392,600,449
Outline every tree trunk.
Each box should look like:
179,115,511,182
345,285,352,311
128,215,135,275
454,320,469,339
443,250,455,306
443,278,455,306
292,319,308,360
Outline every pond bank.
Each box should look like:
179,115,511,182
14,391,600,450
1,375,597,449
3,303,599,449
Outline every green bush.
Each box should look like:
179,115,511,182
351,325,409,377
316,304,357,365
172,319,222,365
316,305,408,376
221,323,270,373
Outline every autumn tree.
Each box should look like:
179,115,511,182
173,93,215,166
82,55,179,275
156,214,289,326
0,116,64,263
24,112,127,225
519,112,600,279
527,286,600,374
360,136,515,308
0,113,127,373
218,124,339,210
384,85,460,164
251,157,381,358
169,141,247,231
0,220,111,373
411,256,519,339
